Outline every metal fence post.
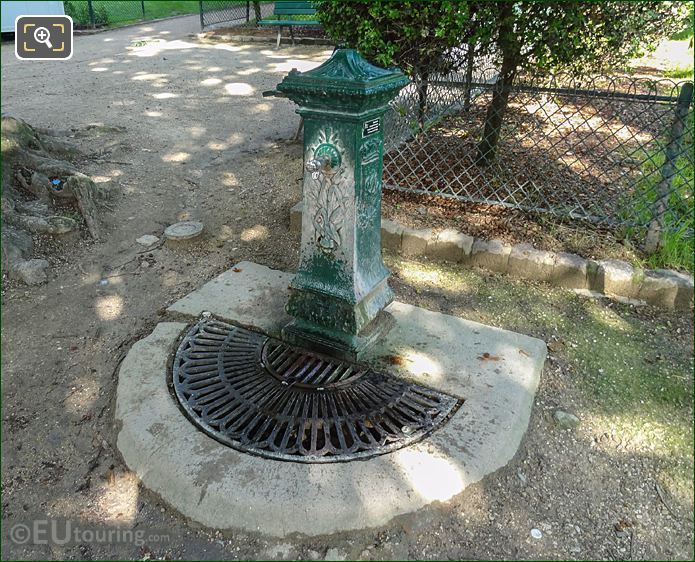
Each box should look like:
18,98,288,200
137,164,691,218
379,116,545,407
246,1,250,23
199,0,204,29
141,0,146,20
645,81,693,253
87,0,95,28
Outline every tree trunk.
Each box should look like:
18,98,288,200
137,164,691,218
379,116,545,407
477,2,518,166
476,57,516,165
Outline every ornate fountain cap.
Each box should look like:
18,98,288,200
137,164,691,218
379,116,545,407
276,48,409,114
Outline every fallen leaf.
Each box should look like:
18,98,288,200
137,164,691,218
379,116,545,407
478,352,501,361
519,349,530,357
232,267,243,273
387,355,407,366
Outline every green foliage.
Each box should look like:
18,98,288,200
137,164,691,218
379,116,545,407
670,2,694,40
314,0,478,77
315,1,688,78
64,1,109,26
664,63,695,79
141,1,200,20
64,1,200,28
620,110,694,273
474,1,689,81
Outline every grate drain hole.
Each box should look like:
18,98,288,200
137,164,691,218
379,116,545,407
172,319,461,463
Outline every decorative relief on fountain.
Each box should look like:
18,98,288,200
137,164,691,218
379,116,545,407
306,128,350,254
357,165,381,230
359,137,382,164
309,171,350,252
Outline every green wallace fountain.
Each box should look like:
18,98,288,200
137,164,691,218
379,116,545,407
114,48,547,539
277,49,409,360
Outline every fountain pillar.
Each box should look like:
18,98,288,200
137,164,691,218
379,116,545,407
276,49,408,360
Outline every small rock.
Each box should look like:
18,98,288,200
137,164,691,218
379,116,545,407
306,550,321,561
164,221,204,242
324,547,346,561
553,410,580,429
530,528,543,539
262,543,293,560
136,234,160,247
141,261,151,269
10,259,49,285
47,216,78,235
416,206,427,216
517,470,527,485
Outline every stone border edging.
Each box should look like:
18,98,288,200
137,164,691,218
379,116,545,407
290,202,693,311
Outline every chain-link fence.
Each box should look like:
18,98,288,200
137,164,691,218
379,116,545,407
200,1,275,29
383,63,694,249
64,1,199,29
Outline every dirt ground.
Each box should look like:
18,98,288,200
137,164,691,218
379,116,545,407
1,17,693,561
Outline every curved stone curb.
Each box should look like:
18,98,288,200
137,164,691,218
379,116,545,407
290,203,693,310
116,263,546,537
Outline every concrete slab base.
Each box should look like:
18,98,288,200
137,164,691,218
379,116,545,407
116,262,546,537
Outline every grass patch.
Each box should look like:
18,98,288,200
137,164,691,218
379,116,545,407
386,255,694,496
65,0,202,28
664,63,695,79
141,1,200,20
619,111,694,273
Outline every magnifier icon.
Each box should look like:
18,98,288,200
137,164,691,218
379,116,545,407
33,27,53,49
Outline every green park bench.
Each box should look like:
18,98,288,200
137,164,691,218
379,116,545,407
258,1,320,48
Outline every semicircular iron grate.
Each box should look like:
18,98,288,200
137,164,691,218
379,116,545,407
172,319,460,463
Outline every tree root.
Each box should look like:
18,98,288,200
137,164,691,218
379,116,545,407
2,114,118,253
